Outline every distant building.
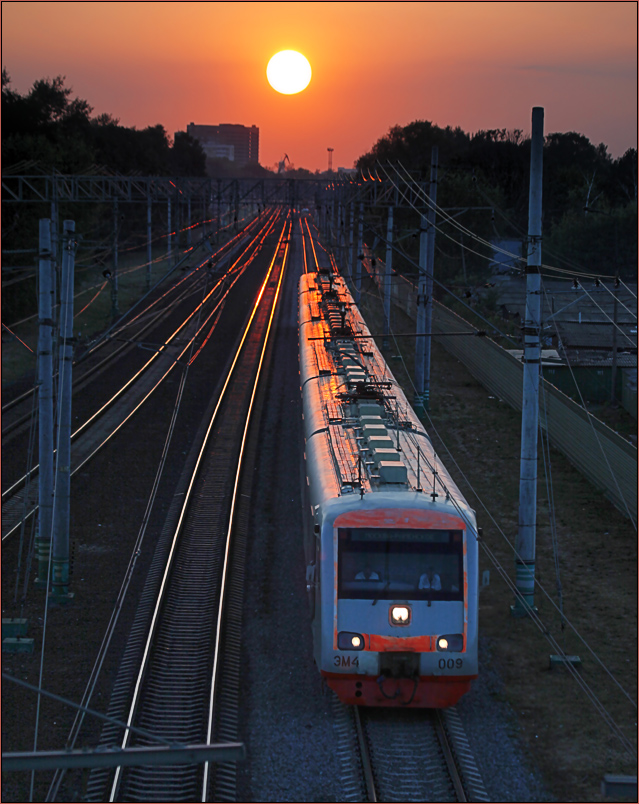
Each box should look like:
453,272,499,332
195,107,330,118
186,123,259,165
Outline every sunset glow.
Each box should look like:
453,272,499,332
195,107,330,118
1,2,636,171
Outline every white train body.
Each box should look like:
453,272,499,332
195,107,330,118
299,267,479,707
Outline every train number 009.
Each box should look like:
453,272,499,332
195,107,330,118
439,658,463,669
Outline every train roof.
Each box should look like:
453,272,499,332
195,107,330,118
299,268,471,517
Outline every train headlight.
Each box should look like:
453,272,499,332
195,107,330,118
390,605,411,626
437,634,464,651
337,631,364,650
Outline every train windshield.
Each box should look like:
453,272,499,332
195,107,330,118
338,528,464,602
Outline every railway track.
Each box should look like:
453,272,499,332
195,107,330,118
1,210,272,442
333,698,490,803
79,220,290,803
1,210,283,541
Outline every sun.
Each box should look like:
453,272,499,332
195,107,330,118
266,50,312,95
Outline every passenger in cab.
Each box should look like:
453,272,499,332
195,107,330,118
418,567,442,590
355,564,379,580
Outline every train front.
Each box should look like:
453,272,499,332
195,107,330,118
317,494,478,708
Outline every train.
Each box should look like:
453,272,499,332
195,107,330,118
299,262,479,707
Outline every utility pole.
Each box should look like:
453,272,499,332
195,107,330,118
146,195,153,292
111,199,120,321
50,191,59,335
167,197,173,264
36,220,55,586
51,220,76,602
460,232,467,284
414,147,438,415
330,197,336,248
423,147,438,411
611,275,619,405
415,204,428,414
513,106,544,617
347,204,354,282
611,220,620,404
355,203,363,303
383,205,394,348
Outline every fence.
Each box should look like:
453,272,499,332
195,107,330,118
373,267,637,522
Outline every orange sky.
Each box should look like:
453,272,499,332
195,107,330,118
2,2,637,171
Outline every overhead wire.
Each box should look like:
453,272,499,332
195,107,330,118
391,160,623,280
468,173,603,276
394,366,637,757
575,284,638,345
396,159,598,280
380,163,513,269
598,280,638,320
359,218,522,349
355,257,637,718
4,672,181,749
619,279,637,300
2,323,34,353
392,160,522,263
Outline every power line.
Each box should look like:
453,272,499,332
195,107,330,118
390,161,623,281
358,267,637,716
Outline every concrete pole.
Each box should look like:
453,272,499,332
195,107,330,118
513,106,544,616
460,232,467,283
383,206,394,347
331,198,337,248
187,195,192,246
50,196,59,339
611,279,618,404
146,195,153,292
611,224,619,404
423,147,438,411
355,203,363,303
168,197,173,264
36,219,55,586
414,208,428,414
51,220,76,601
348,204,354,282
111,199,120,321
337,200,343,265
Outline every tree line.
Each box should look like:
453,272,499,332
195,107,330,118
356,120,637,281
1,71,211,322
2,70,206,176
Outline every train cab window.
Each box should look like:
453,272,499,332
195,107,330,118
338,528,464,601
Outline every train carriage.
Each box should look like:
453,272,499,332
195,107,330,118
299,265,479,707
